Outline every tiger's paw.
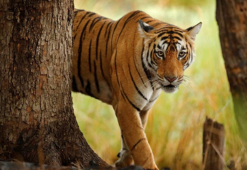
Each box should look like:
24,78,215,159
115,150,133,168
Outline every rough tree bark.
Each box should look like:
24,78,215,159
203,118,225,170
0,0,108,168
216,0,247,143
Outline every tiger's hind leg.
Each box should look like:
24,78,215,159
115,134,134,168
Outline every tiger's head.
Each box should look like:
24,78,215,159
138,20,202,93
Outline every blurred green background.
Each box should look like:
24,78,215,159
72,0,246,169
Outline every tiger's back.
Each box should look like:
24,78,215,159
72,10,114,104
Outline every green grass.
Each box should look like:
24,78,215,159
72,0,246,169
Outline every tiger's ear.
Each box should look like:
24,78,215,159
186,22,202,38
138,19,154,38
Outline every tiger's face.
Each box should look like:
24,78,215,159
138,20,202,93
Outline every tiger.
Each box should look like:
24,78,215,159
72,9,202,170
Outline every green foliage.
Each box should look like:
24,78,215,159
72,0,246,169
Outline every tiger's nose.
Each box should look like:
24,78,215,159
165,76,178,83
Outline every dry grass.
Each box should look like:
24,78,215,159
72,0,246,169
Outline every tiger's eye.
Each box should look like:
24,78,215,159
158,51,163,56
179,52,185,56
156,51,164,58
179,51,187,59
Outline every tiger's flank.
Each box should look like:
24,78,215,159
72,9,202,170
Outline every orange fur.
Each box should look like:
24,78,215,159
72,9,201,169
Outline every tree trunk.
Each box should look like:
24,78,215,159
216,0,247,143
203,117,225,170
0,0,108,168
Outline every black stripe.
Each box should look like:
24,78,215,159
95,21,106,60
149,95,159,103
155,28,183,34
156,87,161,90
136,16,151,23
88,12,96,17
146,45,155,69
120,84,141,112
172,36,182,41
113,11,143,42
104,22,112,38
72,76,79,92
168,31,183,37
128,65,148,101
185,53,191,69
140,19,154,25
112,20,121,35
158,31,184,38
105,22,113,58
153,44,156,50
141,43,154,90
130,12,146,23
146,48,152,68
133,55,147,88
113,48,128,104
75,12,90,32
167,42,171,49
151,22,163,27
110,20,120,51
158,32,167,37
85,80,92,96
116,11,142,43
88,40,92,72
131,138,145,150
114,50,127,103
99,50,108,86
150,50,157,66
188,41,192,51
185,44,189,53
161,36,169,41
174,29,183,33
74,10,84,17
162,40,169,45
114,50,121,89
154,28,167,34
182,45,186,50
89,17,102,31
146,20,153,24
112,10,143,53
157,44,162,49
78,19,90,88
94,61,100,93
151,44,158,65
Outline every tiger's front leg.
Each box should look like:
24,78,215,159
115,110,150,167
115,134,133,167
114,101,158,170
